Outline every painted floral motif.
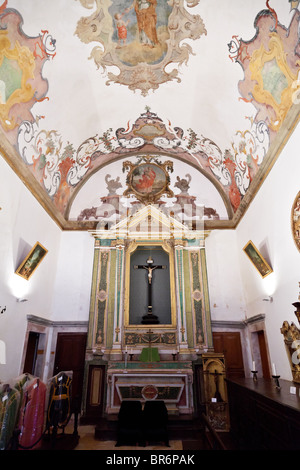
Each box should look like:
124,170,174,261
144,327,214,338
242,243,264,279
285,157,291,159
17,120,117,212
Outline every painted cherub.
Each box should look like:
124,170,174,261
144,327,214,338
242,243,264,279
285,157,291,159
114,12,130,47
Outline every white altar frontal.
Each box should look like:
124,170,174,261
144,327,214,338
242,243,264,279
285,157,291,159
106,361,194,415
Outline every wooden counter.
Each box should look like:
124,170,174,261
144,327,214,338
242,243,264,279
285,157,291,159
225,378,300,450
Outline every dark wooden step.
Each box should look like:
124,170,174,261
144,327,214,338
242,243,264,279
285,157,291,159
94,414,204,441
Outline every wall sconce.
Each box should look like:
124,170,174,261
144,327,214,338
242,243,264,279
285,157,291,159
0,306,6,314
263,296,273,303
16,298,28,303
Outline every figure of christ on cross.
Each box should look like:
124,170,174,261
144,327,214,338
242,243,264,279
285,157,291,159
134,256,167,324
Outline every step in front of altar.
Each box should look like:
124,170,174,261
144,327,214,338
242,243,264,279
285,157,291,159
94,414,204,441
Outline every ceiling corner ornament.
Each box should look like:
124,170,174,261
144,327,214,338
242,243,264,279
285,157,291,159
292,191,300,252
122,156,174,204
0,31,35,131
0,7,55,138
229,4,300,136
75,0,206,95
249,32,298,132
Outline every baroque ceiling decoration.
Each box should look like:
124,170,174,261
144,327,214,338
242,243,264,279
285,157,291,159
0,7,55,136
229,2,300,134
0,1,299,231
74,155,222,230
75,0,207,95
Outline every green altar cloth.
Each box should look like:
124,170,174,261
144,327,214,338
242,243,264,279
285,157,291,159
139,347,160,362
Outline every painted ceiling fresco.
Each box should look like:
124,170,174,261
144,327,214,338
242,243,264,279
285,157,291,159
0,0,300,231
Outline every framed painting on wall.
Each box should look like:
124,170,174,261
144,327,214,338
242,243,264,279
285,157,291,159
243,240,272,278
15,242,48,280
291,191,300,252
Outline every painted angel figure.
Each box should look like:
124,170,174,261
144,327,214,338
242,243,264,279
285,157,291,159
114,12,130,46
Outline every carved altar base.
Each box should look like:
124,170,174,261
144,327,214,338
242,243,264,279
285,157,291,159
106,361,194,415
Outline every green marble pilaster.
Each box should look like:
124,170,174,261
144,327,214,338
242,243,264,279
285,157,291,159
188,248,213,349
87,246,100,349
95,249,110,346
175,247,187,344
106,249,116,349
87,241,111,350
183,249,194,348
200,248,213,349
110,245,124,348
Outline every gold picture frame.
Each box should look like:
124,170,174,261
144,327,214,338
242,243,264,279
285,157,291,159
291,191,300,252
123,157,174,205
124,240,176,328
243,240,273,278
15,242,48,280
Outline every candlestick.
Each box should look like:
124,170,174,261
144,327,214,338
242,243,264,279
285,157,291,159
272,363,277,376
251,370,258,382
272,374,281,390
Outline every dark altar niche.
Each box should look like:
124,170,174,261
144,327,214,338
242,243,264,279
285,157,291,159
129,246,171,325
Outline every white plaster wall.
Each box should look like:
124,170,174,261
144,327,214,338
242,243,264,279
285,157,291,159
205,229,247,322
51,231,94,322
235,124,300,381
0,155,61,382
0,154,96,382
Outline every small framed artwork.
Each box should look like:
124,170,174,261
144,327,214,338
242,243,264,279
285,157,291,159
291,191,300,252
15,242,48,280
243,240,273,278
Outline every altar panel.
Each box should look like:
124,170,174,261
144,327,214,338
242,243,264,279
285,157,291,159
106,362,193,415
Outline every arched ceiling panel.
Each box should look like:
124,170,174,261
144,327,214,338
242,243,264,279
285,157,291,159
68,155,230,226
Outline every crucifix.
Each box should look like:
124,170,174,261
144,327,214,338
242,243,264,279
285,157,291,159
134,256,167,324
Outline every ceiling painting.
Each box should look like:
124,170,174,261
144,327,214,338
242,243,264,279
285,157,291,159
0,1,299,231
0,6,55,139
75,0,207,95
230,3,300,135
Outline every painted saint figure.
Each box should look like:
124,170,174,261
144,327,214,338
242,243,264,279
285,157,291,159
125,0,159,47
135,166,156,192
